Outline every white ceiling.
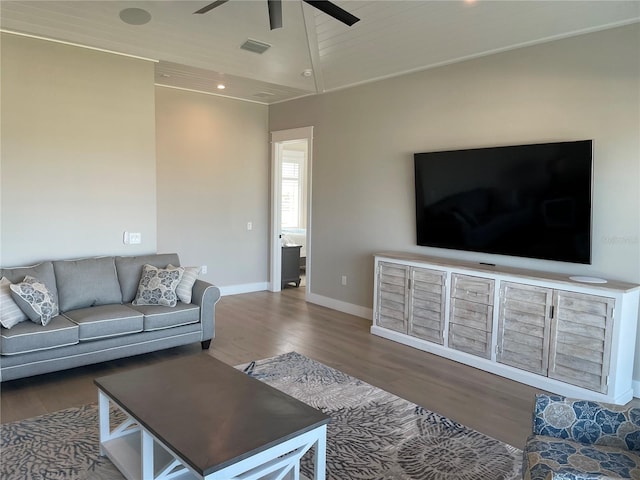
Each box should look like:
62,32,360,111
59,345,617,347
2,1,639,104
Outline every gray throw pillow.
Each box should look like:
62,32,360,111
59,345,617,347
9,275,59,326
132,264,184,307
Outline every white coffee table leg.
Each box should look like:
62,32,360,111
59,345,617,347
98,390,110,456
141,430,155,480
313,424,327,479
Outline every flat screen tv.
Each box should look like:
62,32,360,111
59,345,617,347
414,140,593,264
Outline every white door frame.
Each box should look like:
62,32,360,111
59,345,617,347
270,127,313,295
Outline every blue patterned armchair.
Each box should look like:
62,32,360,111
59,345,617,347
523,394,640,479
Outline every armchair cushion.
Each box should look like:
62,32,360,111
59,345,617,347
533,394,640,451
524,436,640,479
523,394,640,480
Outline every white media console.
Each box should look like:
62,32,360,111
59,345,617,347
371,252,640,404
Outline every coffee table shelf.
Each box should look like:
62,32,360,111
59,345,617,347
99,394,198,480
102,433,197,480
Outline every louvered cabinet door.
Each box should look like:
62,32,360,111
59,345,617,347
376,262,409,334
549,291,614,393
497,282,552,375
448,274,495,359
408,267,446,344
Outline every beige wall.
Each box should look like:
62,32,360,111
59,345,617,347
1,34,157,266
0,34,270,289
155,87,269,288
2,25,639,385
270,24,640,301
269,25,640,375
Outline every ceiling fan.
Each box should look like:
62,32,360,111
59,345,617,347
194,0,360,30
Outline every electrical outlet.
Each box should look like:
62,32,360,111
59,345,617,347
247,222,253,231
201,265,208,274
123,231,142,245
341,275,347,286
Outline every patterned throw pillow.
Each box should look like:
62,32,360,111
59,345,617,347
168,264,200,304
9,275,59,326
132,264,185,307
0,276,28,329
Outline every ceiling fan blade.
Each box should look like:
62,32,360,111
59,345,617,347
194,0,229,15
268,0,283,30
303,0,360,26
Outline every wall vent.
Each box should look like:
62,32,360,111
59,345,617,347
241,39,271,54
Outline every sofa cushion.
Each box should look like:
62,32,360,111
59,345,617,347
128,302,200,331
1,261,58,305
10,276,60,326
53,257,122,312
0,315,79,355
63,304,143,341
0,277,28,329
115,254,180,303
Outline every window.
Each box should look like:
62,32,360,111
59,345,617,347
281,150,305,228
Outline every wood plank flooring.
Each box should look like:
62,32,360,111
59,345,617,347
3,287,546,449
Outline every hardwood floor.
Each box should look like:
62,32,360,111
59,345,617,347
2,287,544,449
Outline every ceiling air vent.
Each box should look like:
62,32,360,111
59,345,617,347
241,39,271,54
254,92,276,99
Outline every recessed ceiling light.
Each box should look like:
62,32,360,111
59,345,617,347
119,8,152,26
301,69,313,77
217,84,226,90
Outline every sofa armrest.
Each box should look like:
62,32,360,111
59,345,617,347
191,279,221,342
532,394,640,450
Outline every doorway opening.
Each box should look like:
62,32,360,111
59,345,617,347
270,127,313,295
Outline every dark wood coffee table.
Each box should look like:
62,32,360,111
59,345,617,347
94,355,330,480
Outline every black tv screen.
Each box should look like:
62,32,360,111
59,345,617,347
414,140,593,264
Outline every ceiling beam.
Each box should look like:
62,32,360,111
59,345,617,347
301,3,325,93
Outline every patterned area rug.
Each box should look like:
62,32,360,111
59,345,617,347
1,352,522,479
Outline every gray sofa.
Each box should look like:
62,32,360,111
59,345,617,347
0,253,221,382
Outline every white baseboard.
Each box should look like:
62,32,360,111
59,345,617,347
633,379,640,399
216,283,373,325
219,282,269,296
306,293,373,320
